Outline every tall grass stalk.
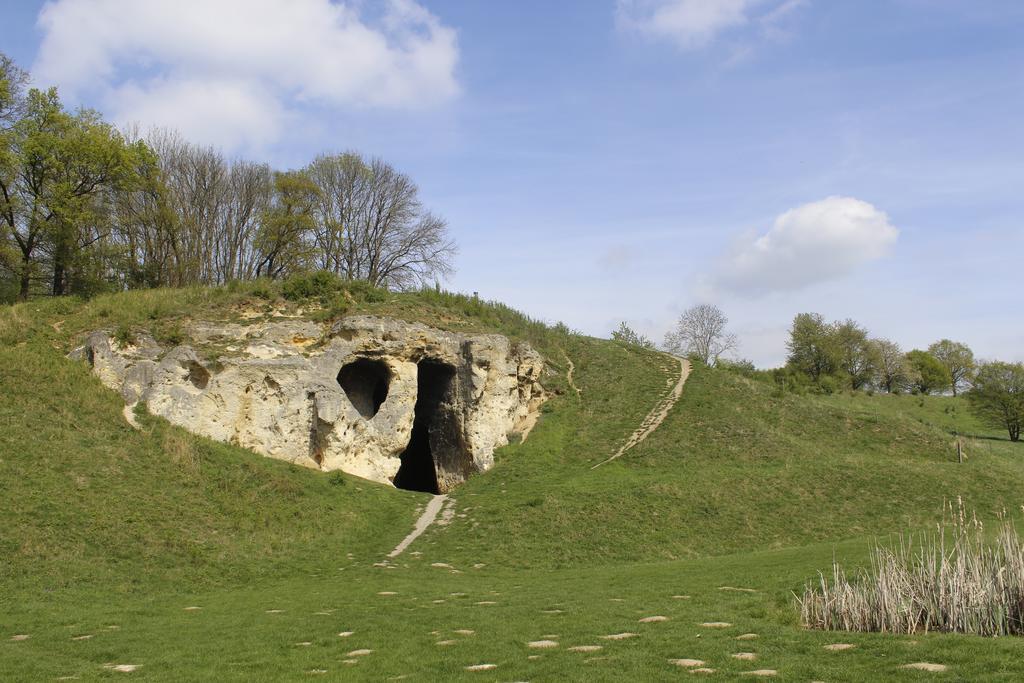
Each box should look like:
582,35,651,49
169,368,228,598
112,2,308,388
799,500,1024,636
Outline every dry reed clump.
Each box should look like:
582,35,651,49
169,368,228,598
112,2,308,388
798,499,1024,637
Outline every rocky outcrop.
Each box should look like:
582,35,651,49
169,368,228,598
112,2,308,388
72,316,546,492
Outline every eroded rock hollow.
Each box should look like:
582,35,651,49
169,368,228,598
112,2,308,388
73,316,546,492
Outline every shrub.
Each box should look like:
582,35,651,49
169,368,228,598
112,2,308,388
281,271,342,301
798,501,1024,636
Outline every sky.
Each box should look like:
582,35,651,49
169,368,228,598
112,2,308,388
2,0,1022,367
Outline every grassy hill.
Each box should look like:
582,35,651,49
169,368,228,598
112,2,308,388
2,282,1023,680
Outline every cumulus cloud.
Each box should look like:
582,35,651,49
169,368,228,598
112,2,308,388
711,196,899,295
616,0,807,50
32,0,459,150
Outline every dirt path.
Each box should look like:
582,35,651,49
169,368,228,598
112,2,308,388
563,351,582,396
387,494,449,558
591,355,690,469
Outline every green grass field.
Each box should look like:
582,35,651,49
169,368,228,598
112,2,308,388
2,285,1023,680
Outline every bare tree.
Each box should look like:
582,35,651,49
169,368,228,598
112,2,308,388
664,304,738,365
214,158,271,282
872,338,913,393
306,152,455,289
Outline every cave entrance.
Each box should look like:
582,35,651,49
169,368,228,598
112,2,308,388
338,358,390,419
393,360,455,494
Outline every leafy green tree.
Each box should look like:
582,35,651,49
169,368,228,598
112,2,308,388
928,339,976,396
906,349,952,395
611,321,654,349
967,361,1024,442
254,170,319,279
0,86,141,298
0,53,29,130
786,312,839,382
833,318,879,390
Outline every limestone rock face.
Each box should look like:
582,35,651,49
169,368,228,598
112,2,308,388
72,316,546,492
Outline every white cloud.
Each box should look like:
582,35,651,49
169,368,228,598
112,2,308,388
33,0,459,151
616,0,807,50
710,196,899,295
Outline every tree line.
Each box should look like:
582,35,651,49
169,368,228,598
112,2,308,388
0,53,455,302
612,306,1023,443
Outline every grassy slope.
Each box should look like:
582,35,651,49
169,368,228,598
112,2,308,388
2,284,1024,680
421,358,1024,567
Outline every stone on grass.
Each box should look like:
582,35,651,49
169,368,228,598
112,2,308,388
732,652,757,661
568,645,603,653
639,615,668,623
741,670,777,677
527,640,558,649
465,664,497,672
601,632,639,640
824,643,855,651
669,659,706,667
700,622,732,628
346,649,373,657
900,663,948,673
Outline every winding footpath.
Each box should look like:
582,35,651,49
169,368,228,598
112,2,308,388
387,494,448,558
563,351,582,396
591,354,691,469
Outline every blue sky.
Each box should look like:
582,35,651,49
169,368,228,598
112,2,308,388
2,0,1022,366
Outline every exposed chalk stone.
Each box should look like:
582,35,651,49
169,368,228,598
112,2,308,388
72,316,546,492
670,659,706,667
527,640,559,649
900,663,948,673
103,664,141,673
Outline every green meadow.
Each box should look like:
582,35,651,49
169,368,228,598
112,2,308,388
2,285,1023,681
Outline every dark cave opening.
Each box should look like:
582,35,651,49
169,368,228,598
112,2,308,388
337,358,391,419
393,359,455,494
